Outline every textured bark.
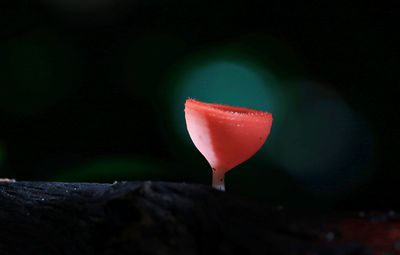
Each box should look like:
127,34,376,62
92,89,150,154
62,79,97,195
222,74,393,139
0,181,380,254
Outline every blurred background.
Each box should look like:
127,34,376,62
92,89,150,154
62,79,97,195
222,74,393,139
0,1,398,210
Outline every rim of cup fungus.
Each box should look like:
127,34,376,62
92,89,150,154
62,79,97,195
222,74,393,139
185,98,272,120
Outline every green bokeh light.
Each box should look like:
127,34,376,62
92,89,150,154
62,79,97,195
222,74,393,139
169,56,290,147
54,156,174,182
271,82,375,196
179,61,273,109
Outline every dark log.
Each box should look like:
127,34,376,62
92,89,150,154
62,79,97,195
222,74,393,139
0,181,393,255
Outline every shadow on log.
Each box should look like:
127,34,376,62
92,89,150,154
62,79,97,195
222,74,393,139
0,181,386,254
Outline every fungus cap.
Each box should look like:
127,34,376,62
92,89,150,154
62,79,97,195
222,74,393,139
185,98,273,173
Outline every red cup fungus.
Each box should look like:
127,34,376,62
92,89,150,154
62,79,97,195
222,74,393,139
185,98,273,191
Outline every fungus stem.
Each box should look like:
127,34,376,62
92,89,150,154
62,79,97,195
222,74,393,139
212,170,225,191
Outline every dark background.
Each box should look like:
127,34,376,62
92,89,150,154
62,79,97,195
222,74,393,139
0,1,398,210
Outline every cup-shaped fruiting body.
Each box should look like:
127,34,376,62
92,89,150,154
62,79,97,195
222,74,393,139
185,99,273,175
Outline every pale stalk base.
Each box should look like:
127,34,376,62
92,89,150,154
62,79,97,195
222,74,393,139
212,171,225,191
